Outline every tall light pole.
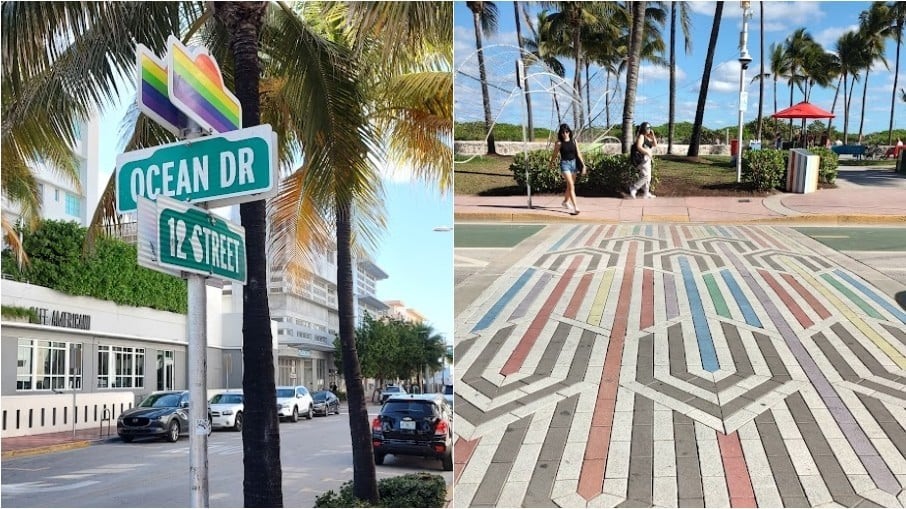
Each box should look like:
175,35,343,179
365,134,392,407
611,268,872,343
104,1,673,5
736,1,753,183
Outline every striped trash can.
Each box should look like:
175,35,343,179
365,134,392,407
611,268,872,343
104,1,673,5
786,149,819,194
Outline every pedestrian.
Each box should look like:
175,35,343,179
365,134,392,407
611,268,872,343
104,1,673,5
330,382,337,393
774,133,782,150
549,123,586,215
629,122,657,199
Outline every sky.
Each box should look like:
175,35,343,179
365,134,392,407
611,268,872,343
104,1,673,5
455,1,906,140
96,102,453,344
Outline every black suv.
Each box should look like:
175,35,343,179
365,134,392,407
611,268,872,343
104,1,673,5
371,393,453,471
117,390,190,443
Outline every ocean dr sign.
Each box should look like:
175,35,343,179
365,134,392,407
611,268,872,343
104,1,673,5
115,124,277,213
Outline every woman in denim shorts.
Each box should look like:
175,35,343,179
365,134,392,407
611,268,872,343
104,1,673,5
550,123,586,215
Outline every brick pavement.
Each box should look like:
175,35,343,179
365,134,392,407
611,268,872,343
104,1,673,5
453,224,906,508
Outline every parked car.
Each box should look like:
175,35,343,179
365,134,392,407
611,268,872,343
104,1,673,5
117,390,190,443
371,393,453,471
380,384,407,404
312,390,341,416
276,385,313,422
443,384,454,409
209,391,244,431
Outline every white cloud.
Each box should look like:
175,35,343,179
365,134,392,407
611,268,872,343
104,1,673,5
814,25,858,49
640,64,686,83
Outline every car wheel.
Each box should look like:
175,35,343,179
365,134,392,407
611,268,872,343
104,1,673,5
233,412,243,432
442,453,453,472
121,436,133,443
374,453,385,465
291,406,299,423
306,405,313,420
166,420,180,442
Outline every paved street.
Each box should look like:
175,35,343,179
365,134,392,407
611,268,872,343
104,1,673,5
1,406,452,507
453,223,906,508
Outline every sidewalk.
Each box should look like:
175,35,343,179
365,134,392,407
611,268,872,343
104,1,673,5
455,166,906,224
1,428,117,459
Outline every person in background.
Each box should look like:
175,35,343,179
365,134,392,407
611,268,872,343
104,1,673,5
629,122,657,199
549,123,586,215
774,133,782,149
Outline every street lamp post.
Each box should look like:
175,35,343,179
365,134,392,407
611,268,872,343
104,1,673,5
517,59,532,209
736,1,753,183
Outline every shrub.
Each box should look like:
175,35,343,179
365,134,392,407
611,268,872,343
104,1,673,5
315,473,447,508
1,305,38,322
511,149,563,193
809,147,839,184
511,149,658,196
742,148,785,192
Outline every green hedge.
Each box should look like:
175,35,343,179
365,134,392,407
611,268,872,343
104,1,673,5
315,473,447,508
741,149,786,192
808,147,839,184
510,149,658,196
1,220,187,313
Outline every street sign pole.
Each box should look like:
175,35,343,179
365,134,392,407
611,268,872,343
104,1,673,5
183,122,210,509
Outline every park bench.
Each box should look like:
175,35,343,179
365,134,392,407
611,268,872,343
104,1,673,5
831,145,866,159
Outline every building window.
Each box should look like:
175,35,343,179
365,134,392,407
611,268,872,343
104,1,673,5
98,345,144,388
55,189,60,202
65,193,81,217
157,350,175,391
16,339,82,391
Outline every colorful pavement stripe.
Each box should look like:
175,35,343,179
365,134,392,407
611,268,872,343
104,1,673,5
454,224,906,508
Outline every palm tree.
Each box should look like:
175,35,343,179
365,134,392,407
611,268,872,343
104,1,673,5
514,1,534,141
783,28,817,138
467,1,499,155
668,2,692,154
858,2,891,142
621,1,646,153
837,31,866,144
859,2,893,140
212,3,287,505
546,2,598,132
522,10,568,125
885,1,905,144
687,1,723,157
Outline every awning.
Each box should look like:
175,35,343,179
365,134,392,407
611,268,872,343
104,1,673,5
771,101,835,119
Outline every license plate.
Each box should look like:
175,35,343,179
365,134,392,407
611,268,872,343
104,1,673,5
400,420,416,430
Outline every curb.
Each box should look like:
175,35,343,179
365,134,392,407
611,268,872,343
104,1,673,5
1,440,93,459
454,211,906,225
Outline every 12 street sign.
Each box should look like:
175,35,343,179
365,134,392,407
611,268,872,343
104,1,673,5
115,124,278,213
151,196,246,284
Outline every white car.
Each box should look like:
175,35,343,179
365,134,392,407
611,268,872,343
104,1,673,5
209,391,244,431
276,385,313,422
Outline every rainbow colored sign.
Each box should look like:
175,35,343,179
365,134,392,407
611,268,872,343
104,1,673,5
136,44,188,136
167,35,242,133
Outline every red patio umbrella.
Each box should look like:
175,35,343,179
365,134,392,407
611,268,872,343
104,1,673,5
771,101,835,119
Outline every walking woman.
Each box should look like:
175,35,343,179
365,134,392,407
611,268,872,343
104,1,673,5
629,122,657,199
550,123,586,215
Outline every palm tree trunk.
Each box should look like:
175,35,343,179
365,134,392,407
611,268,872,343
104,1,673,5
473,11,497,154
788,76,794,140
889,25,902,145
773,78,778,118
586,60,592,130
514,1,534,141
336,201,379,503
756,1,765,141
668,3,677,154
858,69,870,142
622,1,646,153
687,2,723,157
827,74,842,138
552,77,562,125
573,28,584,131
843,74,851,144
214,2,283,507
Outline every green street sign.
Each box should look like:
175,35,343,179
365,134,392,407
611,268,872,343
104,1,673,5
155,196,246,284
116,124,277,213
